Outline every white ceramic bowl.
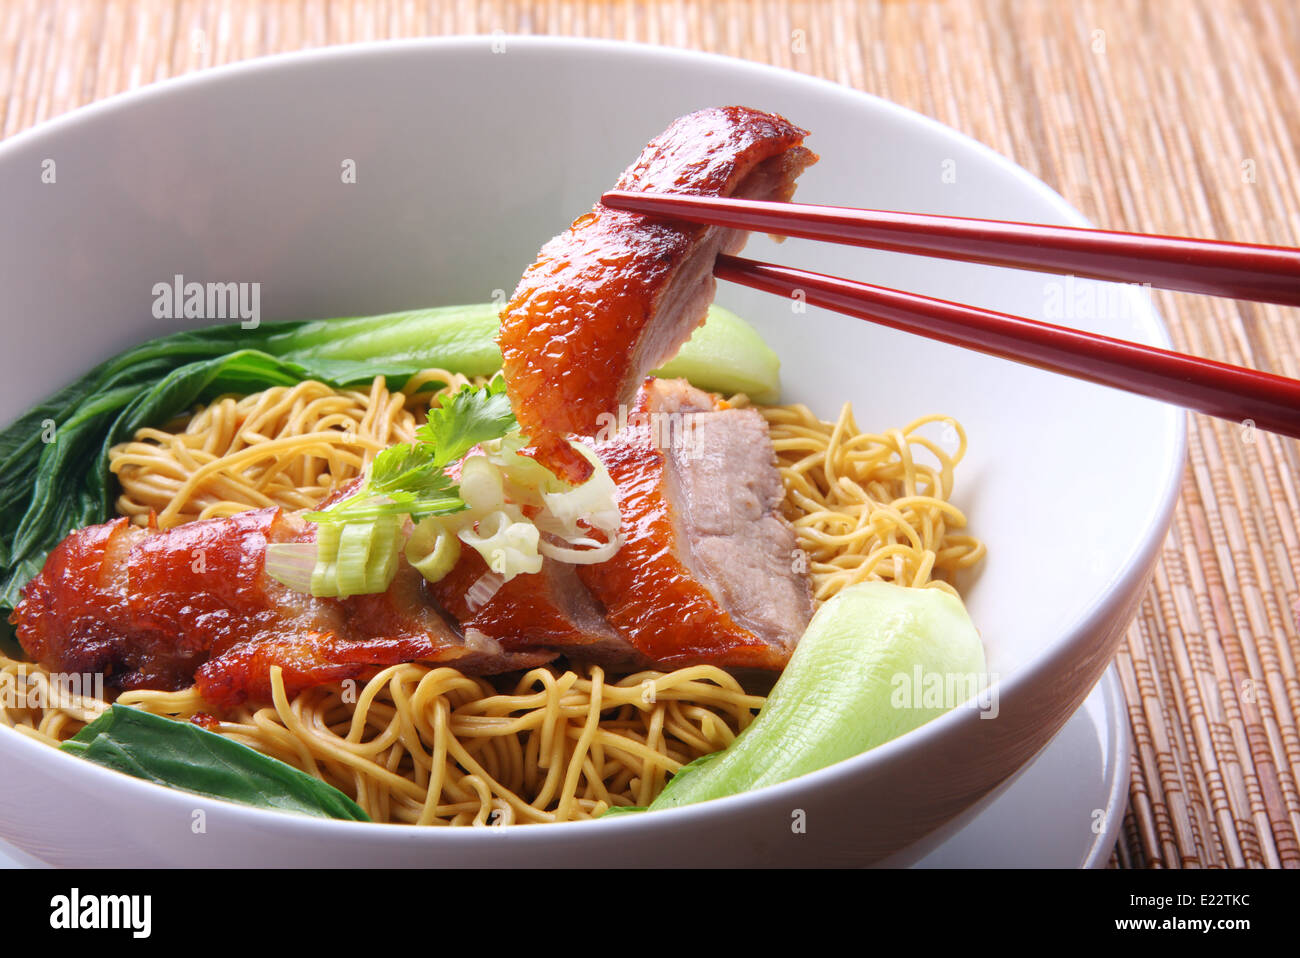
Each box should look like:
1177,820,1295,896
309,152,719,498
0,37,1184,866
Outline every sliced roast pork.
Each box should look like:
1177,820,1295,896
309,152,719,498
499,105,817,482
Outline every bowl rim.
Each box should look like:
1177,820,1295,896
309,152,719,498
0,33,1187,845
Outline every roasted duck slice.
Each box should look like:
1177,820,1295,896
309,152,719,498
499,105,817,482
578,377,814,669
11,376,812,700
11,508,551,708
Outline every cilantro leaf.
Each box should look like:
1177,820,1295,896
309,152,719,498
368,443,456,499
416,376,516,469
308,379,518,526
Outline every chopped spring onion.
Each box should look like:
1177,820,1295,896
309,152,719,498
540,444,621,537
264,542,318,594
537,533,621,565
466,571,506,613
458,509,543,579
482,433,567,506
411,441,622,585
335,516,401,598
310,559,339,596
266,515,402,599
405,517,461,584
457,454,506,518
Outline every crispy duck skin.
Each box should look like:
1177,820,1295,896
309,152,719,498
11,508,551,708
499,105,817,483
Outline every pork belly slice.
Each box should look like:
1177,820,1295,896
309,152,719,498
500,105,817,482
428,548,647,668
11,508,551,709
577,377,814,670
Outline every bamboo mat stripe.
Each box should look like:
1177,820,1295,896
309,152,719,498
2,0,1298,868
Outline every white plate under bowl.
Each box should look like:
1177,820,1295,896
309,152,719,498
0,37,1183,866
903,667,1131,867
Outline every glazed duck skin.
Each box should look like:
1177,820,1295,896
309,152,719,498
11,508,551,708
428,548,646,668
499,105,817,482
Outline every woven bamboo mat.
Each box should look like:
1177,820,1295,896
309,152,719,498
2,0,1298,868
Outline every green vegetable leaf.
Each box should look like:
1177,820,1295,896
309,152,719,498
309,379,516,531
61,705,369,821
415,376,517,469
0,351,314,609
598,753,719,819
598,804,649,817
368,443,454,499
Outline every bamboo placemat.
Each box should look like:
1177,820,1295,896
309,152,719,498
2,0,1297,868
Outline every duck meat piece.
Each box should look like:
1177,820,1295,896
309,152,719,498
577,377,814,670
499,105,817,483
11,508,552,708
200,561,555,706
428,548,647,668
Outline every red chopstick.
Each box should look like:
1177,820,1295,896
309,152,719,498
598,190,1300,438
711,253,1300,440
601,191,1300,307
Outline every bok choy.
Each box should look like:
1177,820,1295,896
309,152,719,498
604,582,989,815
61,704,369,821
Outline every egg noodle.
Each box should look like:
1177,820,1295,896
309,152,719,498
108,369,473,529
0,373,981,824
750,400,985,602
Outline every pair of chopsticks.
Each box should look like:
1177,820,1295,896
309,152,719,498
601,190,1300,440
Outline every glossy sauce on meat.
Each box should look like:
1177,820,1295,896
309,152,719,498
499,105,816,482
12,509,550,707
